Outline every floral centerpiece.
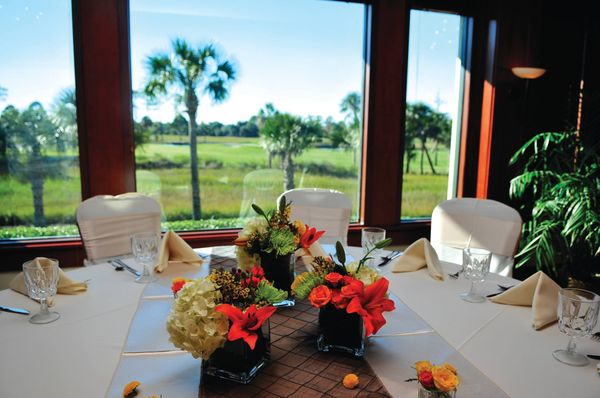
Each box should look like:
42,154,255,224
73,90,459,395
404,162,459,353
412,361,460,398
291,240,395,356
166,265,287,384
234,196,324,305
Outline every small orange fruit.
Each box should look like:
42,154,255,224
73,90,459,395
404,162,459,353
343,373,359,389
122,381,141,397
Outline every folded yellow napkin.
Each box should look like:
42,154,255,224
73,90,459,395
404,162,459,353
298,241,329,267
155,230,202,273
10,258,88,305
391,238,444,281
490,271,560,330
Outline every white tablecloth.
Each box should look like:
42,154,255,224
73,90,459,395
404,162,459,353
0,247,598,398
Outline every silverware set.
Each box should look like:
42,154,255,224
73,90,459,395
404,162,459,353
108,259,141,277
377,251,402,266
448,269,463,279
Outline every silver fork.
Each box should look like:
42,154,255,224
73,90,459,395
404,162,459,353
448,269,463,279
377,250,401,266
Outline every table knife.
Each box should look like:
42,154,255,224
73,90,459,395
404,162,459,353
114,259,141,277
587,354,600,360
0,305,30,315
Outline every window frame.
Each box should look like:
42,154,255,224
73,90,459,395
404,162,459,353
2,0,491,270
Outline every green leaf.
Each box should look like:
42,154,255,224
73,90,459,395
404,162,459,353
252,203,266,218
335,241,346,265
375,238,392,249
278,195,286,214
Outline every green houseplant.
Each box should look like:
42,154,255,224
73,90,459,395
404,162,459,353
509,131,600,288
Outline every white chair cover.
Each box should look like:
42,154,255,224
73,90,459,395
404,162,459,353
430,198,522,277
76,193,162,263
278,188,352,245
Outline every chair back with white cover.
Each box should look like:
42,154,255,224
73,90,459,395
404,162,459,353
239,168,284,219
76,193,162,263
430,198,522,276
277,188,352,245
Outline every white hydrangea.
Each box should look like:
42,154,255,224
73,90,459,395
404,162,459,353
166,278,229,360
236,246,260,271
346,261,381,286
238,217,268,240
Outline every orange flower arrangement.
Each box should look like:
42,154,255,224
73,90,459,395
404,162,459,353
292,241,395,337
412,361,460,397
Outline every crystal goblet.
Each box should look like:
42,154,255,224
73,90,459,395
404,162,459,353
361,227,386,267
22,258,60,324
132,232,159,283
552,288,600,366
459,247,491,303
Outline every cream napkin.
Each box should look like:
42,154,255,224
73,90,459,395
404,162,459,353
10,257,88,305
490,271,560,330
155,230,202,273
298,241,329,267
391,238,444,281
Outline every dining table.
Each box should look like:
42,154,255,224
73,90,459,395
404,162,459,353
0,245,598,398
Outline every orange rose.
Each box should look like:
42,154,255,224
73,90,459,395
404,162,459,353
325,272,343,286
415,360,432,375
308,285,332,308
432,366,460,392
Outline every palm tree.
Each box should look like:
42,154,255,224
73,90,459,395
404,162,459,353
51,87,78,152
143,38,236,219
259,107,321,190
340,92,362,167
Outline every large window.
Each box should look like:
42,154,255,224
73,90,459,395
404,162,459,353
129,0,366,230
0,1,80,239
402,9,465,219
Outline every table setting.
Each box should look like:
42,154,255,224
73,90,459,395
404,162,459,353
1,199,599,398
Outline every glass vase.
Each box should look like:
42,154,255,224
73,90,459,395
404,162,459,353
259,251,295,307
418,386,456,398
317,304,365,357
203,320,270,384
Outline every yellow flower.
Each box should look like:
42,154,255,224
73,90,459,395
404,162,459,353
342,373,359,389
442,362,457,375
294,220,307,236
432,366,460,392
122,381,140,397
415,360,432,375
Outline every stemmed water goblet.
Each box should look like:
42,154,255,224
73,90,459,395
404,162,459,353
132,232,159,283
459,247,491,303
361,227,386,267
552,288,600,366
22,259,60,324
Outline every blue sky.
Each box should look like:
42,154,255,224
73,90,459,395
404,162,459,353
0,1,461,125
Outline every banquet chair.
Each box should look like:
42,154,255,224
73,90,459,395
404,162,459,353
277,188,352,245
430,197,522,277
76,193,162,264
239,168,284,219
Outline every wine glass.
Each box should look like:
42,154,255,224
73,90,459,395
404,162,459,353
361,227,386,267
132,232,159,283
22,259,60,324
553,288,600,366
459,247,491,303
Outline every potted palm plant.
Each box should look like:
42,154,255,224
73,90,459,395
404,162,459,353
509,131,599,290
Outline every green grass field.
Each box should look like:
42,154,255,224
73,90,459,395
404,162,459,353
0,136,450,238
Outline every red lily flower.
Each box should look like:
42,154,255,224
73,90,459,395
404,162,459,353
215,304,276,349
346,278,395,337
299,224,325,249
